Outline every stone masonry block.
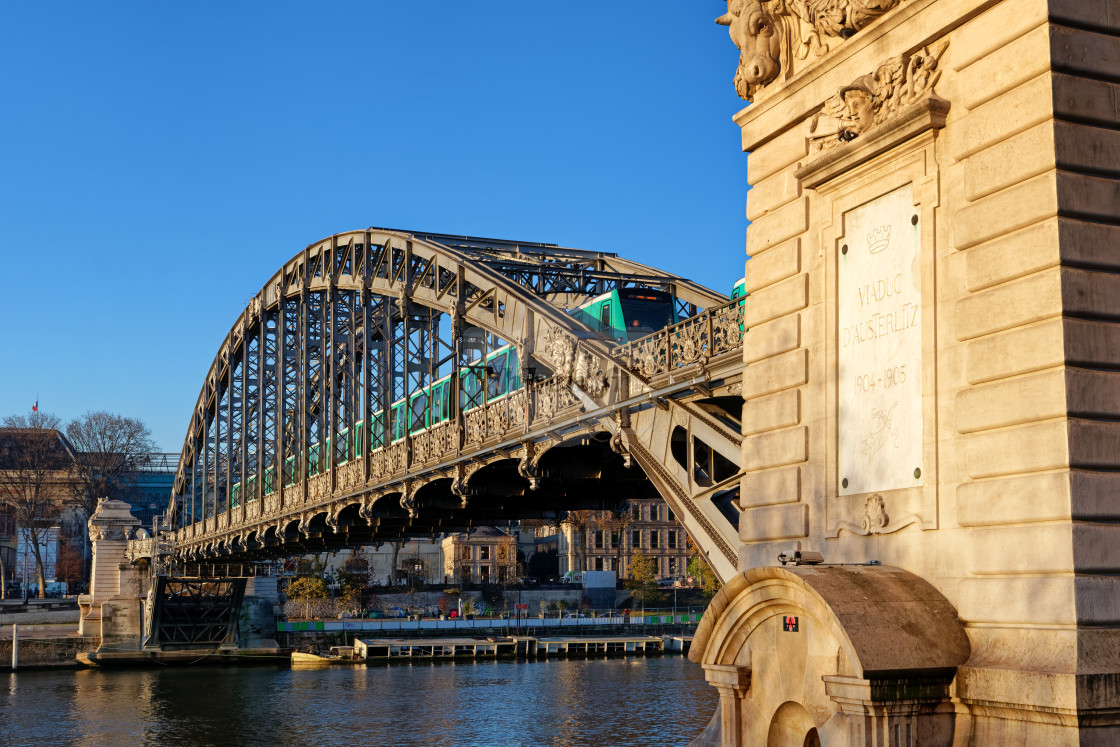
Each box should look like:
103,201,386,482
952,71,1053,160
744,316,801,365
964,219,1060,293
1069,419,1120,469
958,471,1074,526
743,389,800,437
960,576,1120,626
747,170,800,222
956,23,1052,110
951,0,1048,71
1066,318,1120,368
746,197,808,256
1049,0,1120,33
963,420,1069,479
739,503,808,543
1052,73,1120,128
957,368,1120,433
955,171,1057,251
745,273,808,328
959,470,1120,526
745,124,809,184
955,269,1062,341
965,318,1065,384
963,121,1056,202
955,368,1069,434
741,348,807,397
740,465,801,508
744,238,800,294
741,426,808,472
1050,24,1120,79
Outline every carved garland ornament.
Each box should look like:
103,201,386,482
540,324,608,398
808,42,948,151
716,0,908,101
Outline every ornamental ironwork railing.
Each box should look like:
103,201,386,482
614,298,744,381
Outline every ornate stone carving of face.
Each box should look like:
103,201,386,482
717,0,783,100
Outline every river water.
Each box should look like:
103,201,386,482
2,656,716,746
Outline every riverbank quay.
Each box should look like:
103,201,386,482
281,612,700,656
347,634,671,662
0,599,81,627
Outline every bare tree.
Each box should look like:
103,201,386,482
388,540,406,586
0,412,74,598
65,411,156,521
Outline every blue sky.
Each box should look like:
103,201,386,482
0,2,749,452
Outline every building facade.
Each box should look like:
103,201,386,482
441,527,517,585
559,498,693,582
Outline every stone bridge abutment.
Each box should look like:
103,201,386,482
691,0,1120,743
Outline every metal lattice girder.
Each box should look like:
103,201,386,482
167,229,747,581
145,577,247,650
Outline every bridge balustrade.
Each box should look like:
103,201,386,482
614,298,744,383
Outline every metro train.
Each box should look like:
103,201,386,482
228,279,746,505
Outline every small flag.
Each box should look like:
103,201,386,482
32,400,38,412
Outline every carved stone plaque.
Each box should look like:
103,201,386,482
838,185,922,495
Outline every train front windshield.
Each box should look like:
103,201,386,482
619,290,675,340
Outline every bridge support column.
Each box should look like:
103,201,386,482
714,0,1120,742
77,499,142,644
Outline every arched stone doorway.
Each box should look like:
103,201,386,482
689,564,969,746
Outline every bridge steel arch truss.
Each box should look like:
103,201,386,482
168,229,747,581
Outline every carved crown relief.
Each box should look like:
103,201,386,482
716,0,908,101
807,42,948,151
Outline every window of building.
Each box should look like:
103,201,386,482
460,546,472,560
669,557,678,574
611,531,619,548
650,504,659,522
668,530,677,549
594,530,604,549
480,565,490,583
595,557,604,571
631,504,641,521
632,530,642,548
480,545,491,561
667,508,675,522
650,530,660,549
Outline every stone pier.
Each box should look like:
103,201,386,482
691,1,1120,743
77,498,144,646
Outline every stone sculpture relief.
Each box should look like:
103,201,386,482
540,324,608,398
807,42,948,150
716,0,908,100
861,493,889,533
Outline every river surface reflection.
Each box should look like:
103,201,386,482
2,656,716,746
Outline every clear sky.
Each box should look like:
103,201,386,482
0,2,750,453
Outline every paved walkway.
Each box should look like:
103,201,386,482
0,623,79,639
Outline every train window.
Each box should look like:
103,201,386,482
461,365,484,410
618,291,674,340
486,352,506,398
507,348,520,390
411,394,428,432
601,303,611,329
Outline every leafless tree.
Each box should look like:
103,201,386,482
0,412,74,598
65,411,155,522
388,540,406,586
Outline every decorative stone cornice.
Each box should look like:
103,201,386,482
807,42,947,152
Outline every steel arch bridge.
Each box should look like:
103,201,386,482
167,229,747,581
